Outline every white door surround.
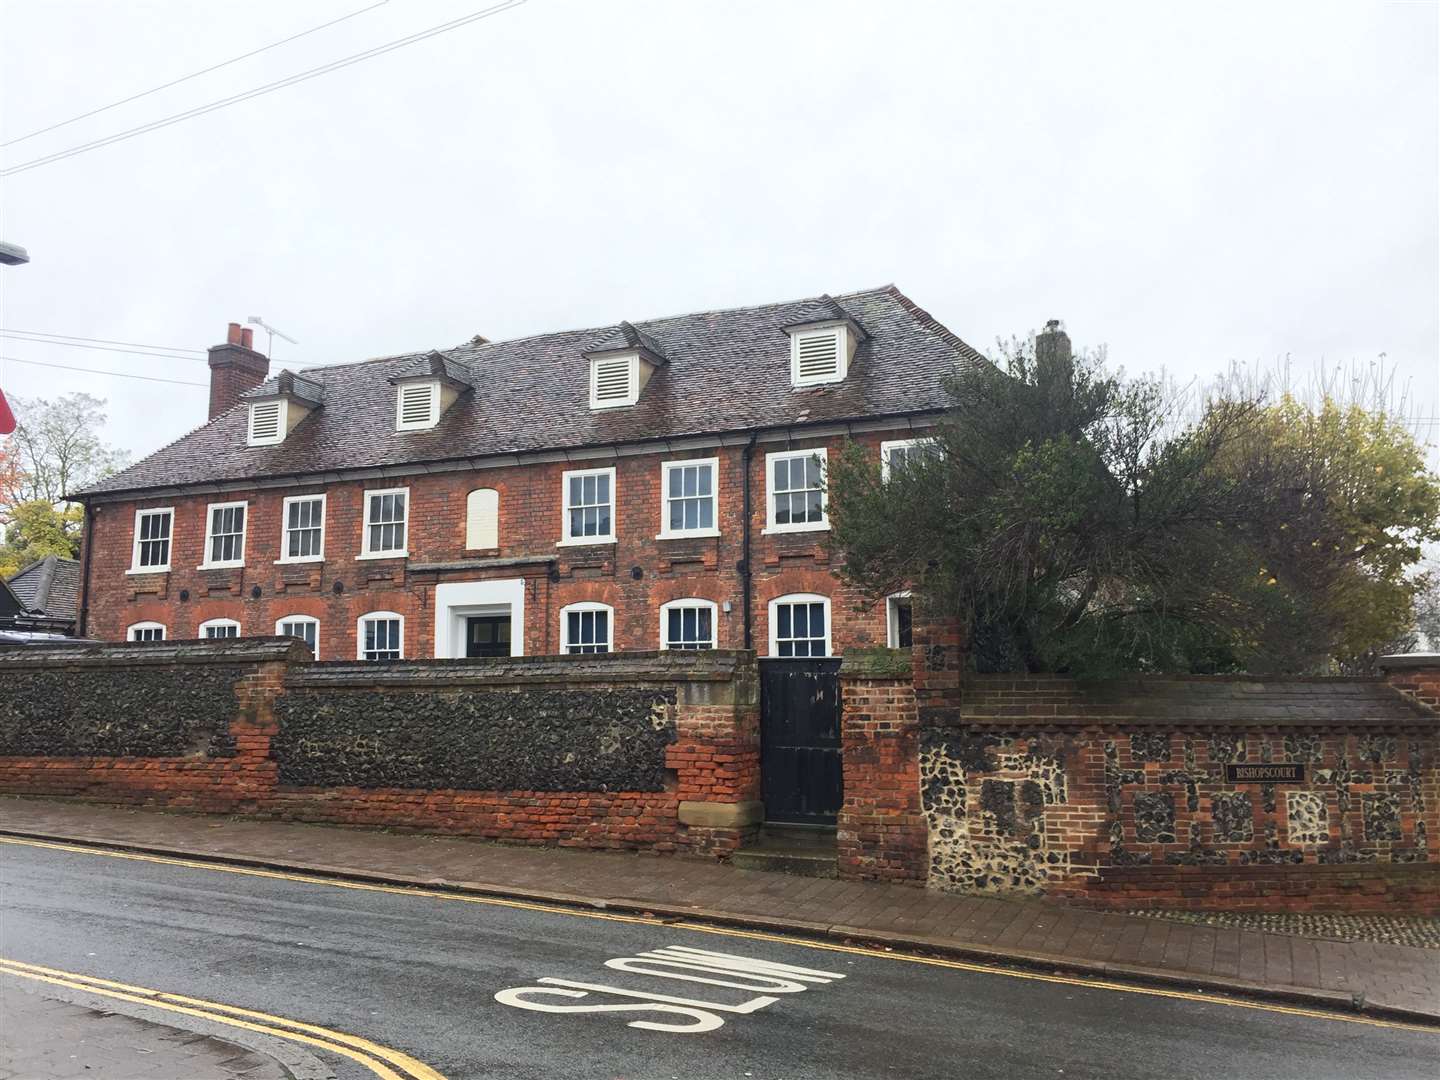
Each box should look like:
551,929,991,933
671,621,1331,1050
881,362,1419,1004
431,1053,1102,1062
434,578,526,658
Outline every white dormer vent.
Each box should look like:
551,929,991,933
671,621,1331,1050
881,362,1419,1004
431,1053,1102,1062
791,326,846,386
590,354,639,409
243,371,321,446
247,399,285,445
396,380,440,430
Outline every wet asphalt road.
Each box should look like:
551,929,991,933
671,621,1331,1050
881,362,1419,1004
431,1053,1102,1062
0,841,1435,1080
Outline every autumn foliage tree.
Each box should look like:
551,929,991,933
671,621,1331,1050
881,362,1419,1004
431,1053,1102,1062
0,393,128,578
826,328,1439,675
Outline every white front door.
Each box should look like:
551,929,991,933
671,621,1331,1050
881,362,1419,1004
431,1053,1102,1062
434,579,526,658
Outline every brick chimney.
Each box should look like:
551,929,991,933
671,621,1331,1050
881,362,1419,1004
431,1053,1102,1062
207,322,270,420
1034,318,1075,418
1034,319,1073,388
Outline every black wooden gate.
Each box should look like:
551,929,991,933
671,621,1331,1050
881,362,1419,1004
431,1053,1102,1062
758,659,843,826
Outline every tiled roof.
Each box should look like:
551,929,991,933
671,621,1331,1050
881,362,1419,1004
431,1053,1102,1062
4,555,81,620
0,576,25,618
78,285,985,497
781,293,869,337
585,321,670,363
242,369,325,405
385,350,474,387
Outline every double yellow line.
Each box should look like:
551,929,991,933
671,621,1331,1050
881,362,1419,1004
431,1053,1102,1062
0,956,445,1080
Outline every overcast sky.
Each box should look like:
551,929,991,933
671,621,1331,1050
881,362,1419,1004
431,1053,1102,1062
1,0,1436,470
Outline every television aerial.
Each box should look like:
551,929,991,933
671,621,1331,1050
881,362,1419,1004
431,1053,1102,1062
247,316,298,357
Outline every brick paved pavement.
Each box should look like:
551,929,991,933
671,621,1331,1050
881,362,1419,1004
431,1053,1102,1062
0,982,289,1080
2,797,1436,1024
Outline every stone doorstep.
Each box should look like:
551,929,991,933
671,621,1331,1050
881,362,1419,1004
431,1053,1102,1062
1,822,1435,1029
677,800,764,828
730,847,839,879
719,822,840,880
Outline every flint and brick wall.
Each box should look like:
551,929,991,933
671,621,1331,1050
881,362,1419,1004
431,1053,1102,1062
834,645,1440,913
0,641,761,855
0,639,297,813
908,669,1440,913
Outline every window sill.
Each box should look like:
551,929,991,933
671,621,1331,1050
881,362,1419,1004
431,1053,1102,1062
556,537,617,548
655,529,721,541
761,522,830,536
125,567,170,576
197,563,245,571
275,556,325,566
356,551,408,561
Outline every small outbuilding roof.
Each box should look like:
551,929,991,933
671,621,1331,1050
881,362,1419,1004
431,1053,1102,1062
4,555,81,621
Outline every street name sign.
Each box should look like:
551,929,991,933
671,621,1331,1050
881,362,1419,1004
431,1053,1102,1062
1224,763,1305,783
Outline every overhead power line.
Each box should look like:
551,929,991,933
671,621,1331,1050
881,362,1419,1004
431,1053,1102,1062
0,330,204,355
0,355,207,387
0,0,528,177
1,1,391,148
0,329,373,370
0,333,207,362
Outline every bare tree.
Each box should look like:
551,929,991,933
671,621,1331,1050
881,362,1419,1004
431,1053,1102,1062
2,393,129,508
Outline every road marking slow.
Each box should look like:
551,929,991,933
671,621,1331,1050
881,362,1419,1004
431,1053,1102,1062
0,957,446,1080
2,834,1434,1034
496,945,847,1033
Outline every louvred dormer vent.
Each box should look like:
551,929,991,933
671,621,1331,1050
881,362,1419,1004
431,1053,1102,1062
585,321,669,411
242,369,323,447
388,350,472,432
784,302,867,389
794,328,842,383
591,355,637,407
397,381,439,429
247,399,284,444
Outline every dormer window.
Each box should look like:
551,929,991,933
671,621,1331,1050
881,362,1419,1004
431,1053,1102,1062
247,399,286,445
242,370,322,447
585,322,668,410
789,324,854,386
388,350,471,432
590,354,639,409
784,302,866,389
396,380,441,430
793,327,843,383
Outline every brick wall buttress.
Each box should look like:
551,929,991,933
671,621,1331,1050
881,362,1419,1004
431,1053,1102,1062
837,651,927,884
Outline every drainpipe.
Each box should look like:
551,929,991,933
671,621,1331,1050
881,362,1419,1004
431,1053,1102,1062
77,499,95,638
740,433,758,650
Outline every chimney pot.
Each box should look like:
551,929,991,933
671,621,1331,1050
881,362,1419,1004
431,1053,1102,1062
240,326,254,349
227,322,244,345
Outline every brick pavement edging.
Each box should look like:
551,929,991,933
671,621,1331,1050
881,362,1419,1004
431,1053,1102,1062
3,814,1436,1030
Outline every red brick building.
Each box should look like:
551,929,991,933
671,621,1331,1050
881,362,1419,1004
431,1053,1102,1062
75,287,984,661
